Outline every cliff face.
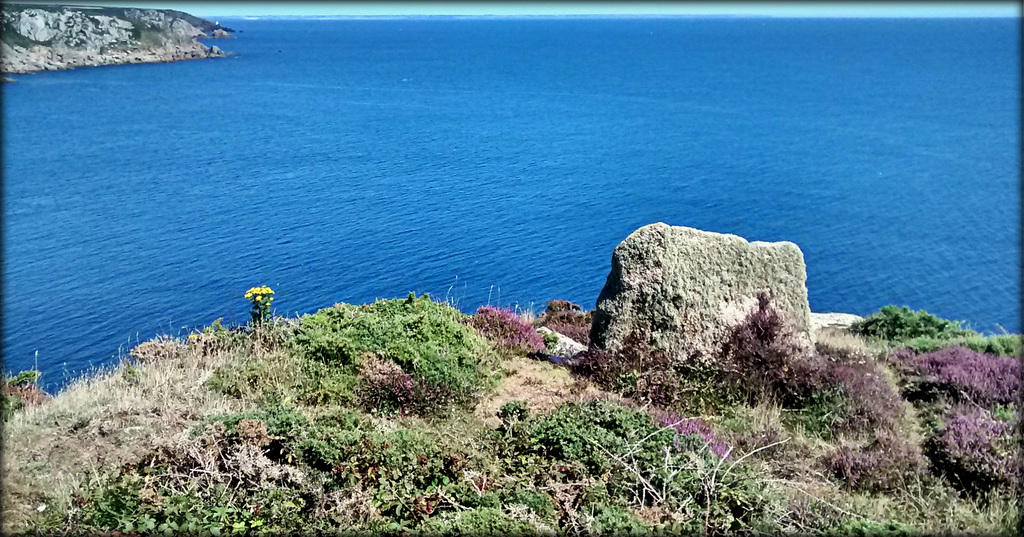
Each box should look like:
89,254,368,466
1,4,234,74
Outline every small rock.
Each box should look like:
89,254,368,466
809,312,864,332
538,327,586,358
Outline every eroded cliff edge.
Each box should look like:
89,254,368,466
1,4,234,74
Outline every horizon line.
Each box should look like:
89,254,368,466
204,13,1021,19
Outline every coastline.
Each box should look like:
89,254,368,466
1,5,234,74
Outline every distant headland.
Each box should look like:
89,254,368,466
1,4,234,74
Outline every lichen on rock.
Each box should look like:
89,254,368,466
590,222,812,365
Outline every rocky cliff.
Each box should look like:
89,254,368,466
1,4,233,74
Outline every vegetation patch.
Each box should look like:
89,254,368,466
537,300,592,346
851,305,1021,356
466,305,546,359
923,406,1020,496
291,293,498,416
3,286,1021,536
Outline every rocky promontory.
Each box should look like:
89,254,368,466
1,4,233,74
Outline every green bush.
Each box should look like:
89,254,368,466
207,359,267,397
208,398,309,440
826,518,916,537
587,502,651,535
291,293,498,409
2,369,48,421
503,489,555,520
528,399,670,474
296,358,359,406
851,306,971,342
417,507,536,536
901,333,1022,356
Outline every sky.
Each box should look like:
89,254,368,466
23,2,1023,18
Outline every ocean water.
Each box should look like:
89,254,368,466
2,17,1020,391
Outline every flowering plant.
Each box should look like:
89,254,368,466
466,306,546,357
244,285,275,324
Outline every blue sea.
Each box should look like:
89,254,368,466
2,17,1020,391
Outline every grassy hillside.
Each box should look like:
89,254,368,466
2,290,1019,535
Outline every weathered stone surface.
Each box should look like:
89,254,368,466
590,223,812,364
809,312,864,332
537,326,586,358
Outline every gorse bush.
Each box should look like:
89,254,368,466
902,332,1023,357
466,305,546,358
538,299,592,345
851,305,971,342
924,406,1020,496
291,293,497,414
528,399,671,475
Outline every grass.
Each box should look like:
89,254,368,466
2,295,1019,536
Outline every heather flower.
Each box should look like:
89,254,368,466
355,356,464,417
825,361,905,434
907,346,1019,407
720,291,828,407
651,409,731,459
824,431,927,493
466,306,546,358
539,300,592,345
569,330,687,408
924,406,1020,495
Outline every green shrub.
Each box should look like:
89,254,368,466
528,399,669,474
208,358,267,397
296,358,359,406
499,400,530,424
291,293,498,412
541,330,560,352
299,426,479,522
503,489,555,520
2,369,48,420
901,333,1022,356
826,518,916,537
6,370,41,386
981,334,1023,357
851,306,972,342
417,507,536,536
209,398,309,440
586,502,651,535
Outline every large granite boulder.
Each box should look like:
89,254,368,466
590,223,812,365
